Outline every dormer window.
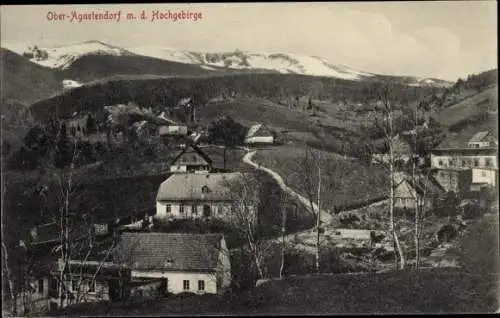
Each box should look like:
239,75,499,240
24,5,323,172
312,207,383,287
201,186,211,194
164,258,174,267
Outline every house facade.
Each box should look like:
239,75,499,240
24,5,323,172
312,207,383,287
113,233,231,295
169,144,213,173
244,124,275,145
393,172,444,210
47,260,131,311
158,125,188,137
155,172,255,222
13,260,130,314
430,131,497,170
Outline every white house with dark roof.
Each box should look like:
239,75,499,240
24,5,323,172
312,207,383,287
244,124,275,145
169,144,214,173
430,130,497,170
157,112,188,137
113,233,231,295
155,172,255,221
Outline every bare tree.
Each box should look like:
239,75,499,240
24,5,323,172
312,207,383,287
225,172,268,281
300,147,326,273
372,82,406,271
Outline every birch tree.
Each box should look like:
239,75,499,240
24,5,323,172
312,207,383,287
225,172,268,280
372,82,406,270
300,148,325,273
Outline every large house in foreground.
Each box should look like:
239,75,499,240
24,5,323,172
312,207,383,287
113,233,231,295
155,172,254,221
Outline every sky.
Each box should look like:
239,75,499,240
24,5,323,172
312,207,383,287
1,2,497,81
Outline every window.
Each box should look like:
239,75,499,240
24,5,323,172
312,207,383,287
72,280,78,291
198,280,205,291
203,205,211,218
50,277,57,292
166,205,171,214
474,159,479,167
485,158,492,167
461,160,466,167
180,205,185,214
448,160,453,167
438,160,443,166
192,205,198,215
183,280,190,291
38,279,44,294
201,185,210,194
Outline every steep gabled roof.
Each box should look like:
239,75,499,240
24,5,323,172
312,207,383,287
394,172,444,197
113,233,224,272
469,131,491,143
170,144,213,166
156,172,244,201
245,123,273,139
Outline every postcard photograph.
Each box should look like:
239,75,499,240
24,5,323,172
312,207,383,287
1,2,498,316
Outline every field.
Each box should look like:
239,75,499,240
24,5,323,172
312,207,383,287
252,145,388,211
434,86,497,129
51,268,498,316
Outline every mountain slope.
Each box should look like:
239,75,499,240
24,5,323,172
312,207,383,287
434,85,497,129
3,41,453,86
61,54,214,82
126,47,374,80
0,48,65,104
28,72,441,123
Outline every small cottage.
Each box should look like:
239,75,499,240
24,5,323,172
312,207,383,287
393,172,444,210
48,260,131,311
244,124,275,145
169,144,213,173
113,233,231,295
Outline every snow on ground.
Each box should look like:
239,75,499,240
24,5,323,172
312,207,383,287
2,40,450,85
127,46,371,80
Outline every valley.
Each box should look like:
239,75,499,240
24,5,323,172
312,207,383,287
1,37,498,316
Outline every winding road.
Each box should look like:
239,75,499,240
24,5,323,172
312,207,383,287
243,150,334,225
242,148,391,251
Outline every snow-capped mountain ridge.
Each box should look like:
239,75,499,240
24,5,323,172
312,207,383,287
2,40,452,85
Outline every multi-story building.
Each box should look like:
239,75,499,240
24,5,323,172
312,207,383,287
155,172,257,222
430,131,498,192
430,131,497,170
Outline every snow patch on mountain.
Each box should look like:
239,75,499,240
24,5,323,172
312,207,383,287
7,40,134,69
1,40,452,86
127,46,372,80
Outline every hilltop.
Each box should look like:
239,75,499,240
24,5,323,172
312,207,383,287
3,40,452,88
0,48,65,105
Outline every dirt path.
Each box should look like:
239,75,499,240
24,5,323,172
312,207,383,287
243,150,333,225
243,149,391,252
